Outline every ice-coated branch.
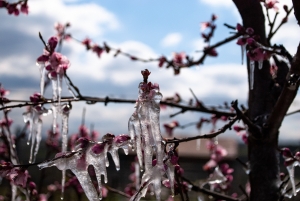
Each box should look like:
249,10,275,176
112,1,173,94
0,95,235,117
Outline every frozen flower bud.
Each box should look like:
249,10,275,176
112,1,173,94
246,27,254,35
76,137,90,149
113,134,130,145
233,125,245,132
141,69,151,82
29,181,36,190
158,56,166,67
282,147,293,158
30,93,42,103
61,104,71,115
236,23,244,33
91,143,106,154
102,133,115,143
48,37,58,52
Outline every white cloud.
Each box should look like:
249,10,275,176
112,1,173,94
200,0,233,8
160,33,182,47
15,0,120,39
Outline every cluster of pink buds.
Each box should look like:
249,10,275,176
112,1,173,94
203,140,228,171
36,36,70,80
281,148,300,167
261,0,279,12
163,121,179,136
0,161,29,188
236,23,274,63
54,22,71,41
201,14,218,57
82,38,111,58
0,0,28,16
233,125,248,144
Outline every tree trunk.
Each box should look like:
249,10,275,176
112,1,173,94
233,1,280,200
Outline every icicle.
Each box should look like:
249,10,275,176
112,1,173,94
60,103,70,200
286,162,299,196
206,166,226,185
61,104,71,153
11,184,17,201
38,150,100,201
129,111,143,171
33,119,42,163
135,162,140,190
24,106,48,163
241,45,245,65
38,64,46,96
57,73,63,106
258,60,263,70
23,110,33,146
250,60,255,90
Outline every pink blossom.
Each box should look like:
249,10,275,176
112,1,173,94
242,133,248,144
163,121,179,136
9,169,29,188
82,38,91,50
113,134,130,145
30,92,42,103
0,161,14,177
0,118,13,127
203,159,217,171
233,125,245,132
0,1,8,8
172,52,185,66
49,52,70,72
38,194,48,201
200,22,211,31
236,37,247,46
264,0,279,12
206,48,218,57
7,4,19,16
0,86,9,97
247,48,265,61
20,2,29,15
236,23,244,33
92,45,103,58
270,64,278,78
91,143,106,154
48,37,58,52
158,56,166,67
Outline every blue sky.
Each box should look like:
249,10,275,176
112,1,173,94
0,0,300,144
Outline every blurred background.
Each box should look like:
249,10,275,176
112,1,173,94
1,0,300,200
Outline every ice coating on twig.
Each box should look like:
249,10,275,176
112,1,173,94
250,60,255,90
23,106,49,163
60,103,71,199
129,70,176,201
38,134,131,201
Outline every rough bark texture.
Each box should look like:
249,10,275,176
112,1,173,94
233,1,280,200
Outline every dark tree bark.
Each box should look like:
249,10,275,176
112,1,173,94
232,0,300,200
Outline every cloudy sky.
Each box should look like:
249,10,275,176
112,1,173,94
0,0,299,144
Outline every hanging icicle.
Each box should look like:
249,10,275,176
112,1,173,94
23,106,49,163
129,70,176,201
250,60,255,90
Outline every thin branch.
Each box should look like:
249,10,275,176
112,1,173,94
166,115,239,144
0,95,235,118
104,184,130,198
182,177,240,201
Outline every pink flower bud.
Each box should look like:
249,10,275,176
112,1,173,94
91,143,105,154
48,37,58,51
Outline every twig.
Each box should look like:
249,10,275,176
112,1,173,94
104,184,130,198
166,115,239,144
182,177,240,201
